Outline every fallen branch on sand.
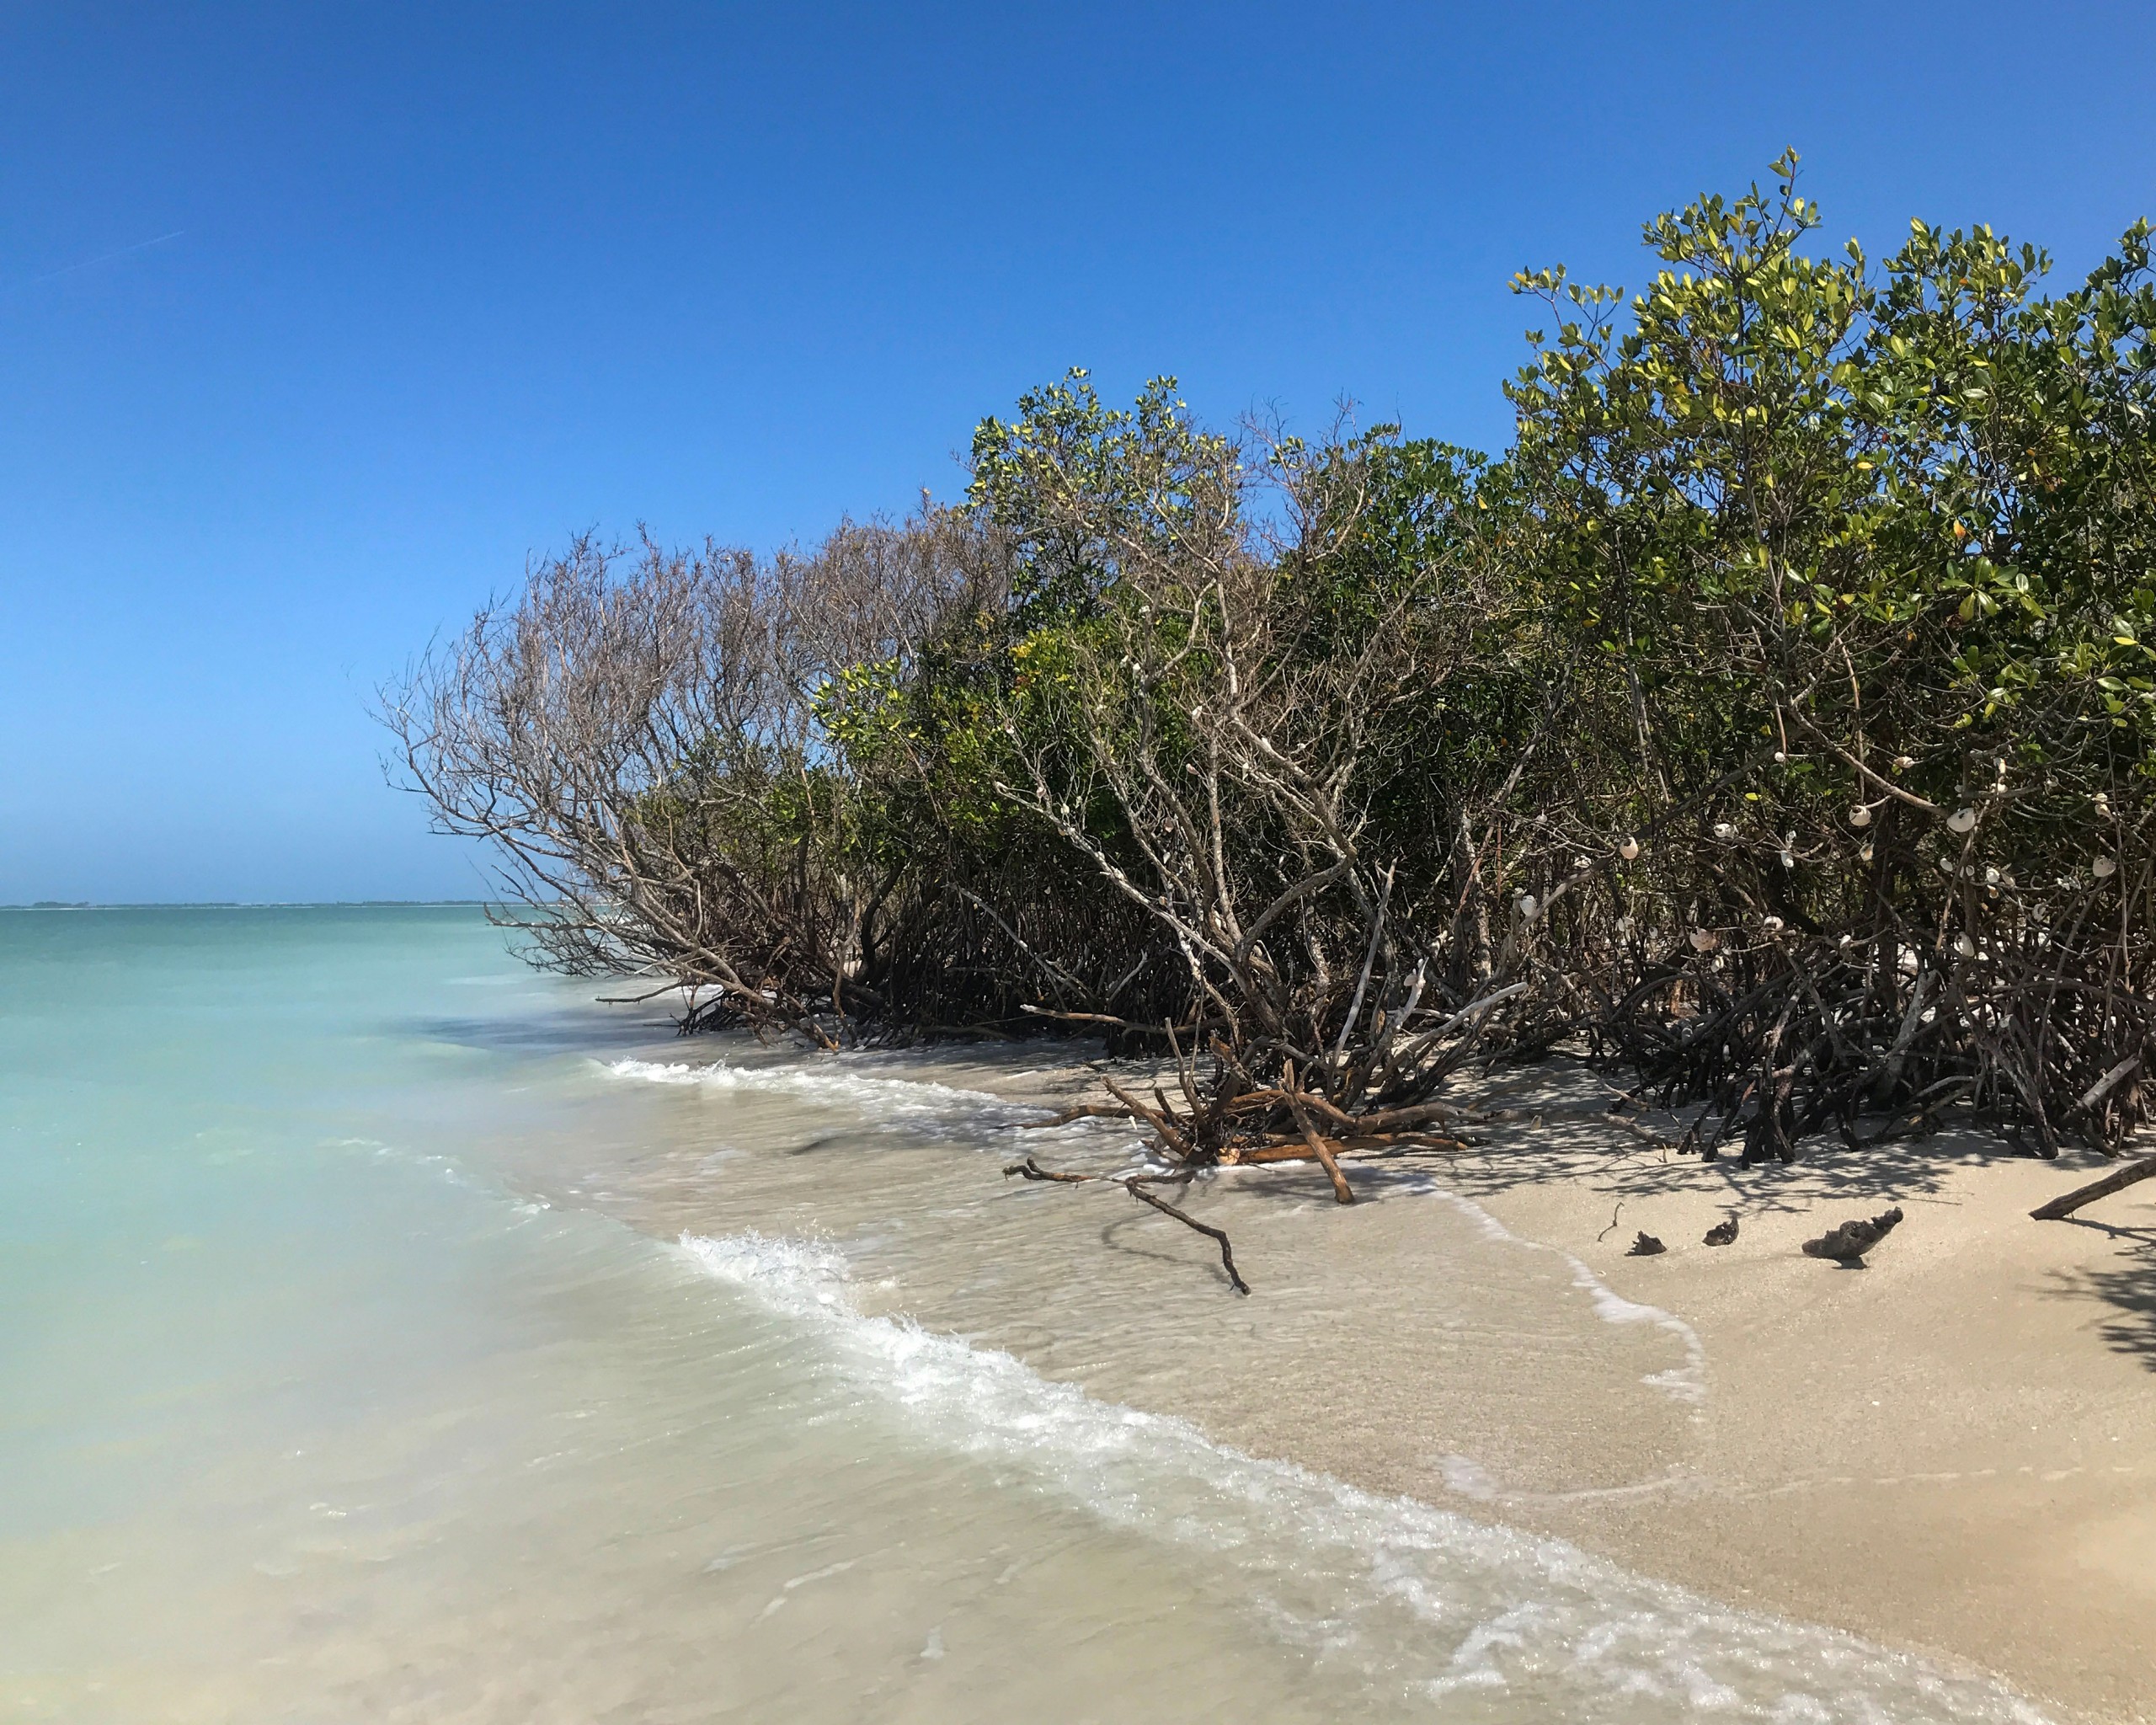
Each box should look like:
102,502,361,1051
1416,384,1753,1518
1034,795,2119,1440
2030,1151,2156,1221
1003,1156,1250,1295
1284,1068,1355,1205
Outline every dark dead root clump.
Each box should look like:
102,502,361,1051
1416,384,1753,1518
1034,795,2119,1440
1802,1206,1907,1263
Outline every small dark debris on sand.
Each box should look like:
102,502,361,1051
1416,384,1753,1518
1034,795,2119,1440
1627,1231,1667,1257
1703,1217,1739,1247
1801,1206,1904,1262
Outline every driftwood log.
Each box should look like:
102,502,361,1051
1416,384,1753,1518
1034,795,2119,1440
2031,1152,2156,1221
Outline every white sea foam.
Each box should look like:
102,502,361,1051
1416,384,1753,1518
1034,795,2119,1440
606,1055,1038,1128
605,1055,1156,1168
681,1229,2047,1722
630,1055,1723,1410
1422,1184,1709,1407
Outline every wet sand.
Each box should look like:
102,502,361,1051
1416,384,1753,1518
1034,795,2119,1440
992,1056,2156,1725
580,1043,2156,1723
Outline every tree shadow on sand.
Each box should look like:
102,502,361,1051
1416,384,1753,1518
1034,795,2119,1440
2044,1218,2156,1371
1408,1055,2035,1220
1027,1055,2113,1293
1296,1103,2031,1234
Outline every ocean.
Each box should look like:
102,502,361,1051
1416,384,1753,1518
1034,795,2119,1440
0,905,2048,1722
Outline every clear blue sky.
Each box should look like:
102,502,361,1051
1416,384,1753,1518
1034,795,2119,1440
4,2,2154,903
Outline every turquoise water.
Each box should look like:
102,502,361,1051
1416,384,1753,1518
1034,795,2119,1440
0,908,2052,1722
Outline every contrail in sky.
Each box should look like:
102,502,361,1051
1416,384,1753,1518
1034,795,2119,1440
15,230,186,290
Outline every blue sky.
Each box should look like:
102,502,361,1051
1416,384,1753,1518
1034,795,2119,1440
4,2,2154,902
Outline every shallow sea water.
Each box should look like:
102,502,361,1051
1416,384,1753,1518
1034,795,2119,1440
0,907,2052,1722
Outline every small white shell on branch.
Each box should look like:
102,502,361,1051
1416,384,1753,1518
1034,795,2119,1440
2093,856,2117,879
1761,915,1785,934
1893,756,1915,772
1516,894,1539,919
1858,843,1874,863
1946,807,1977,834
1713,821,1737,840
1689,928,1720,953
1618,836,1641,860
1955,933,1978,959
1773,750,1787,763
1850,804,1872,828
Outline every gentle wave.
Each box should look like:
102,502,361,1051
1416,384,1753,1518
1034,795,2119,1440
680,1228,2046,1723
609,1055,1701,1411
1422,1184,1709,1407
607,1055,1037,1124
603,1055,1157,1166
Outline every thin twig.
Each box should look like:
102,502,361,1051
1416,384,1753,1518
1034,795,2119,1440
1002,1157,1250,1293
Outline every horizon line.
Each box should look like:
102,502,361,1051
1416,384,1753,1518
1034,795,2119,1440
0,899,492,911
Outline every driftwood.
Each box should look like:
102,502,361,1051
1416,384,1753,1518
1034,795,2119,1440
1627,1231,1667,1257
1017,1102,1140,1129
1703,1216,1739,1246
1802,1206,1904,1262
1003,1156,1249,1295
1299,1092,1466,1135
1283,1063,1354,1205
2030,1152,2156,1221
1221,1131,1472,1164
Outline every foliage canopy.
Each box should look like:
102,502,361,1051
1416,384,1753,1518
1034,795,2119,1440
389,156,2156,1165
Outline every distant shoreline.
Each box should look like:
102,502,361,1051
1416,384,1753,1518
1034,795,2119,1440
0,899,488,911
